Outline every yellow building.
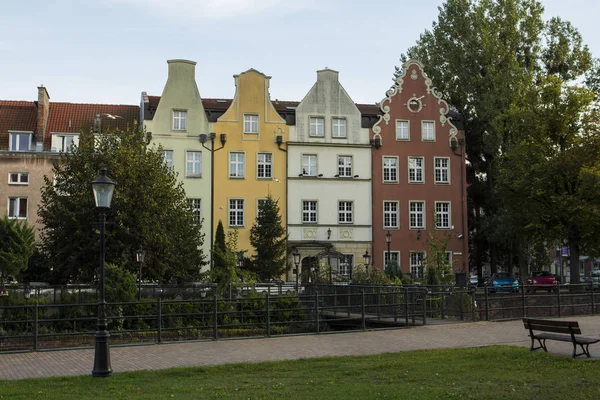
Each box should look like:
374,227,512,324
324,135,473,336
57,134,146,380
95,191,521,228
213,69,288,253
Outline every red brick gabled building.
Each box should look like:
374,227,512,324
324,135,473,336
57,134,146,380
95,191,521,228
370,59,468,278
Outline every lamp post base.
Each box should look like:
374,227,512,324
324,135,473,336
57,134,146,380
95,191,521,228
92,330,112,377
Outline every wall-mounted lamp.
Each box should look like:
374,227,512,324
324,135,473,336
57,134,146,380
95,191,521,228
458,233,464,239
363,250,371,272
318,174,323,177
371,137,382,149
353,174,359,178
327,228,332,240
334,174,340,178
275,135,287,152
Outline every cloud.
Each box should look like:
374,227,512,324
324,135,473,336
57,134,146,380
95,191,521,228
107,0,320,21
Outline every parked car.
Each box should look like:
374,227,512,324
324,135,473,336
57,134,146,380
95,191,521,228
469,274,479,287
585,271,600,291
525,271,558,293
486,272,520,293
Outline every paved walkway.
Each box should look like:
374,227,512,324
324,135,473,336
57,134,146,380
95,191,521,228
2,316,600,380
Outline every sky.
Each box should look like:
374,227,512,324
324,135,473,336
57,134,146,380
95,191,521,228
1,0,598,106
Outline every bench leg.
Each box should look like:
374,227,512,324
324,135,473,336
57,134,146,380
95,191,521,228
572,343,592,359
530,336,547,352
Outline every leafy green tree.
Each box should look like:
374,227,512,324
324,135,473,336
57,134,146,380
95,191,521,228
384,260,403,281
249,195,288,281
105,263,137,303
211,229,255,297
212,220,227,274
38,124,207,284
0,216,35,284
424,214,454,285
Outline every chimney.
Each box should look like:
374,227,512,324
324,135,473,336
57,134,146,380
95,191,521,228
36,86,50,144
167,59,197,82
317,68,339,82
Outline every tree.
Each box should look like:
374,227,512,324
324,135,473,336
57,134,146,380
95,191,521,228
212,220,227,275
0,216,35,284
249,195,288,281
38,124,207,284
424,214,454,285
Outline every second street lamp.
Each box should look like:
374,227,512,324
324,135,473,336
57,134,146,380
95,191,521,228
363,250,371,273
386,231,392,271
135,247,145,301
90,168,116,378
293,249,300,293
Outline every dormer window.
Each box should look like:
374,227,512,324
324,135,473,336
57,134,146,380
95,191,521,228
173,111,187,131
9,132,32,151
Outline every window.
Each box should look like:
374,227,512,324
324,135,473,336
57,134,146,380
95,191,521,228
409,201,425,229
396,120,409,140
410,252,426,278
10,133,31,151
338,156,352,177
408,157,424,183
422,121,435,141
257,153,273,179
186,151,202,177
383,157,398,183
340,254,354,276
302,201,317,223
434,158,450,184
229,152,245,178
384,252,400,267
162,150,173,170
338,201,353,224
302,154,317,176
8,197,27,219
187,199,201,225
59,135,76,152
332,118,347,138
310,117,324,137
436,202,451,229
383,201,399,229
229,199,244,227
9,173,29,185
173,111,187,130
244,114,259,134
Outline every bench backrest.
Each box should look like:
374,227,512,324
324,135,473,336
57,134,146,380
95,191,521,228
522,318,581,335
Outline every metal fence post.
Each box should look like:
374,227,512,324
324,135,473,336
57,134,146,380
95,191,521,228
471,291,476,321
484,285,489,321
404,288,409,327
34,301,38,351
592,283,596,315
557,286,561,317
422,291,427,325
521,286,526,318
459,291,464,321
213,294,218,340
157,298,162,344
315,291,320,334
441,285,446,320
393,287,398,323
361,290,366,331
266,292,271,338
333,286,337,317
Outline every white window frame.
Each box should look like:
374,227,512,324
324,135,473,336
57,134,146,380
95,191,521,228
187,198,202,225
332,118,347,138
229,152,246,179
383,201,399,229
338,155,353,177
8,173,29,185
257,152,273,179
162,150,174,170
339,254,354,276
309,117,325,137
409,201,425,229
8,197,28,219
384,251,400,267
435,201,451,229
58,135,76,152
408,156,424,183
9,132,32,152
410,252,426,278
302,154,317,176
302,200,318,224
228,199,245,227
434,157,450,184
173,110,187,131
338,201,353,224
421,120,435,141
383,156,398,183
186,151,202,177
244,114,259,134
396,120,409,141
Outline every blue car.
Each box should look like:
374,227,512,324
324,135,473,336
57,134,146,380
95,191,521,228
486,272,520,293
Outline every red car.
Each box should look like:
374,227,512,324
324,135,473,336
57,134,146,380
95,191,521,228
526,271,558,292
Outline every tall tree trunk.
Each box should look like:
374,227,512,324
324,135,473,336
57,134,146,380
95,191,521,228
569,239,581,286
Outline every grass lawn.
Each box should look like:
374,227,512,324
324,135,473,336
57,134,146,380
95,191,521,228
1,345,600,399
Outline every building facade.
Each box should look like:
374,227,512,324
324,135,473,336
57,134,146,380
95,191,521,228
370,59,468,276
212,69,288,254
141,59,212,271
287,69,373,282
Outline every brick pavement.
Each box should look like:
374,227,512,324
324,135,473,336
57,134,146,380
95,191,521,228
1,316,599,380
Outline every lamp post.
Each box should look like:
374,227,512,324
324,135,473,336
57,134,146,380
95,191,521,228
199,132,227,271
90,168,115,378
293,249,300,293
363,250,371,273
135,247,145,301
385,231,392,271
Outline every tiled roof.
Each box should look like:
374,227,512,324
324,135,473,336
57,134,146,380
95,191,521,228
356,103,380,115
47,103,139,134
0,101,38,149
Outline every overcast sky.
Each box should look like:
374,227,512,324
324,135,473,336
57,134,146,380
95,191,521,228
1,0,598,106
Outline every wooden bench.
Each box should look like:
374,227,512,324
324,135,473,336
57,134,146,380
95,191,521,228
523,318,600,358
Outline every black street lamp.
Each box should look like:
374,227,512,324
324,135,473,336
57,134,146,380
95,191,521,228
135,247,145,301
292,249,300,293
363,250,371,272
199,132,227,271
90,168,115,378
386,231,392,271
